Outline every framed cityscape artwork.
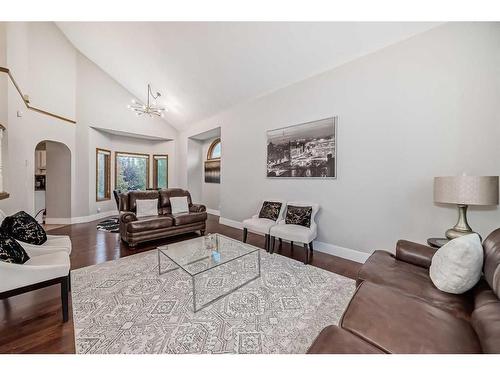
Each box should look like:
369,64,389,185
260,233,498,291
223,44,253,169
266,116,337,178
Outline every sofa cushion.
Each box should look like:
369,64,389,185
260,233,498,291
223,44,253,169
359,250,472,318
471,299,500,353
472,279,499,310
1,211,47,245
341,282,482,353
269,223,316,244
242,217,276,235
482,228,500,299
126,216,173,233
172,212,207,226
307,325,385,354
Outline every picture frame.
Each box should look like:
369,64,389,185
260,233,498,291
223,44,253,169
266,116,337,179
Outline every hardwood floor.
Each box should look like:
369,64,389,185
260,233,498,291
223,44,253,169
0,214,361,354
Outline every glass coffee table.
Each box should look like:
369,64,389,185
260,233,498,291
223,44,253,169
157,234,261,312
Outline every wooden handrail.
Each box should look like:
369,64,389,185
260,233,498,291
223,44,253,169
0,66,76,124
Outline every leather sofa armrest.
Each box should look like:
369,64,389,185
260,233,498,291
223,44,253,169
189,204,206,213
120,211,137,224
395,240,437,269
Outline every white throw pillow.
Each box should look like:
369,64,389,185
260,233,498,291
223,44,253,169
170,196,189,215
429,233,483,294
135,199,158,218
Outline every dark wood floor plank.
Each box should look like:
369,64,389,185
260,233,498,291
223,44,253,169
0,214,362,353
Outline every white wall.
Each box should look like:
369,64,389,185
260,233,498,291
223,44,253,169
0,22,77,218
187,138,203,203
0,22,178,222
90,129,175,214
201,137,220,212
45,141,71,219
186,136,221,211
178,23,500,256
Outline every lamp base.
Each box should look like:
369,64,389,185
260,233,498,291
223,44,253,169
444,204,479,240
445,227,476,240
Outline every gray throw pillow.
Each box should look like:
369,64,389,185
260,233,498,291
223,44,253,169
429,233,483,294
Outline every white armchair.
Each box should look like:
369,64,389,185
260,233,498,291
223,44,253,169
0,209,72,322
269,202,320,264
0,249,71,322
241,200,286,251
0,210,71,255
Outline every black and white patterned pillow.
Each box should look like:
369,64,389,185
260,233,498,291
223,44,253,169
1,211,47,245
285,205,313,228
0,230,30,264
258,201,282,221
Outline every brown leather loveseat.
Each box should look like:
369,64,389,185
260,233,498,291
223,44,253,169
119,189,207,247
308,228,500,354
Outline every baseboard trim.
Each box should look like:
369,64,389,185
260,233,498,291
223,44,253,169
206,208,221,216
46,210,117,225
219,217,243,229
313,241,370,264
218,216,370,264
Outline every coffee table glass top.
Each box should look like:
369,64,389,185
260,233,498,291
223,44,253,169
157,234,259,276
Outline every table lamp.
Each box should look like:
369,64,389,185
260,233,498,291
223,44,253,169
434,175,499,239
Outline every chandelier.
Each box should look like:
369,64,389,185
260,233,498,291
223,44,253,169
128,84,167,117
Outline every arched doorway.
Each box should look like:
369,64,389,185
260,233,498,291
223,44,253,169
34,140,71,224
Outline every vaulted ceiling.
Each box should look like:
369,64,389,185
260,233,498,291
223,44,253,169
57,22,440,131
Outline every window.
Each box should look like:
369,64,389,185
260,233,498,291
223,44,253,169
115,152,150,191
153,154,168,189
207,138,221,160
96,148,111,201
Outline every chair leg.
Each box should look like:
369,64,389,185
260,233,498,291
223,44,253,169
265,234,269,252
61,276,69,323
290,241,294,253
303,243,309,265
309,241,314,262
279,238,283,252
270,236,275,253
68,270,72,292
243,227,248,243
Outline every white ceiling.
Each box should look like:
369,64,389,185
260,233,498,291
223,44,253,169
57,22,440,131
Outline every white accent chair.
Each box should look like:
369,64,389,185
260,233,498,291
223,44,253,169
241,200,286,251
0,210,72,255
0,250,71,322
269,202,320,264
0,209,72,322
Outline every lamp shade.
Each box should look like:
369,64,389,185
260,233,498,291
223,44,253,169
434,176,499,206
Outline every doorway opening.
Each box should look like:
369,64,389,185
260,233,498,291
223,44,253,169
34,140,71,225
187,127,221,215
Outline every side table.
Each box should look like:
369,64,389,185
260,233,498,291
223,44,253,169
427,237,449,249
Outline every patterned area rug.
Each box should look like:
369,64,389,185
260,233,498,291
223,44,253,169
96,217,119,233
71,247,355,354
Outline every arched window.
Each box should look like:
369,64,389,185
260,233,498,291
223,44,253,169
207,138,221,160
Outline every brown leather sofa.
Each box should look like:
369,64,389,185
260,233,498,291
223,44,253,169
119,189,207,247
308,228,500,354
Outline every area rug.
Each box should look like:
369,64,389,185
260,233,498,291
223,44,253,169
96,217,119,233
71,247,355,354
